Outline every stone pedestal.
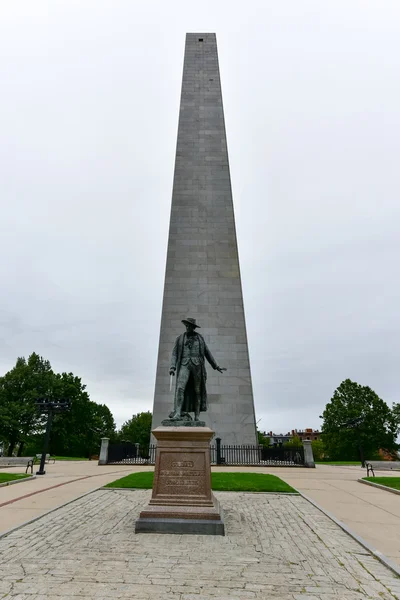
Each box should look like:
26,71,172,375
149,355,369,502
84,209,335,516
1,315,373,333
135,426,224,535
98,437,109,465
303,439,316,468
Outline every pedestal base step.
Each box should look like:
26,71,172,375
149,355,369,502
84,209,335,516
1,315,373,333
135,517,225,535
136,497,225,535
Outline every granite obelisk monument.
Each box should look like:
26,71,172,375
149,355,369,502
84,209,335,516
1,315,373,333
151,33,257,445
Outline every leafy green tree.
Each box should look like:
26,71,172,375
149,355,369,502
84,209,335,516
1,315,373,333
284,435,303,449
0,353,117,458
0,353,53,455
321,379,398,463
311,439,325,461
118,411,152,446
257,430,270,447
392,403,400,432
49,373,116,457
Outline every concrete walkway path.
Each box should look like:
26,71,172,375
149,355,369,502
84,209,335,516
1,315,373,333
278,464,400,566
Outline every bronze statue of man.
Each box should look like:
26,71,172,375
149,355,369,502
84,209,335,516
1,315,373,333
169,318,226,422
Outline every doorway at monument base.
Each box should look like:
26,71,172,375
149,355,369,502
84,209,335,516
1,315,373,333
135,426,225,535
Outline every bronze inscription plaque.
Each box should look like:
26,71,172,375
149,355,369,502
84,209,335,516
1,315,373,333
158,452,206,496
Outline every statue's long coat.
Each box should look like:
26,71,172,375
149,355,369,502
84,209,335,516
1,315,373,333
170,332,218,413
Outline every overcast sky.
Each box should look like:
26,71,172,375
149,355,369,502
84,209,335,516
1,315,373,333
1,1,399,434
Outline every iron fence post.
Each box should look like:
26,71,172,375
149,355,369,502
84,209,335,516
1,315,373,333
98,438,110,465
216,437,222,465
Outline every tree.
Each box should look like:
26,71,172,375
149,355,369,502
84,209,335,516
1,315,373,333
284,436,303,449
118,412,152,446
311,439,325,462
0,353,53,455
392,403,400,433
49,373,116,457
321,379,398,463
257,430,270,447
0,353,117,458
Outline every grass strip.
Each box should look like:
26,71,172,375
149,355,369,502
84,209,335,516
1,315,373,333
0,473,31,484
105,471,297,493
363,477,400,491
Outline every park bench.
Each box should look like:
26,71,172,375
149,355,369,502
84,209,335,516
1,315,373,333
35,454,56,464
365,461,400,477
0,457,34,474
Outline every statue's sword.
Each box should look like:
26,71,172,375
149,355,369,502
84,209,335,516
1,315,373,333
170,374,173,392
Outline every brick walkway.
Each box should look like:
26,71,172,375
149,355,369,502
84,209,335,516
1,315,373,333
1,489,399,599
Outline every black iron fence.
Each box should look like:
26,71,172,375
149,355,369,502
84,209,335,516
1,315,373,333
107,440,304,466
107,441,157,465
211,441,304,466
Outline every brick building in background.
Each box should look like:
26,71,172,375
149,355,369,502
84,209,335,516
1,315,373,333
264,429,321,445
292,428,321,441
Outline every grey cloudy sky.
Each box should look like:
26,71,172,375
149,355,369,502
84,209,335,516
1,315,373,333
1,1,399,434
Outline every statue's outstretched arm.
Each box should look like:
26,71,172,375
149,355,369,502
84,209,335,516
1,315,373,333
204,342,226,373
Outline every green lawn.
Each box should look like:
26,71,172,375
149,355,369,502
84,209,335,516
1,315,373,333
0,473,31,484
363,477,400,491
316,461,362,466
211,472,297,493
105,471,297,493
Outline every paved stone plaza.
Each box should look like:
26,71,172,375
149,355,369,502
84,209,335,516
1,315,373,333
1,489,400,599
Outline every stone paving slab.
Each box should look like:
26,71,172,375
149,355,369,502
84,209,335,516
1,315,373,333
0,462,142,534
278,465,400,564
0,489,399,599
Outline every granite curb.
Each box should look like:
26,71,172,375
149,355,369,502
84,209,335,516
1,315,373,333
0,475,36,488
358,477,400,495
300,491,400,578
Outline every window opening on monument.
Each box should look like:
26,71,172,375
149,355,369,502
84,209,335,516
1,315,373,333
198,38,203,42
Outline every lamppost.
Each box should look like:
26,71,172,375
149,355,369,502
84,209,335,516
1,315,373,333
35,398,71,475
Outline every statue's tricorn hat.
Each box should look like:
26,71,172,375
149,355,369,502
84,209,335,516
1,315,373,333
182,317,200,329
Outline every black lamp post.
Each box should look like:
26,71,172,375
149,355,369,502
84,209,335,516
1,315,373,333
35,398,71,475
